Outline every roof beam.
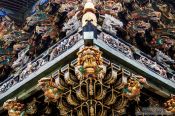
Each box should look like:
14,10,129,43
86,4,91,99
21,0,36,5
0,0,24,8
0,5,23,14
0,2,21,10
0,0,39,24
11,0,27,6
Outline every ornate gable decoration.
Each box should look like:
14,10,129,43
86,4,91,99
35,46,146,115
3,46,147,116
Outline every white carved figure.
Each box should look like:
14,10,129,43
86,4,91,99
155,49,174,66
101,14,123,35
62,12,80,35
12,52,29,71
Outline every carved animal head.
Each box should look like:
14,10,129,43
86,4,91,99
76,47,105,79
38,77,60,102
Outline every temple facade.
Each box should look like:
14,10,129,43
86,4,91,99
0,0,175,116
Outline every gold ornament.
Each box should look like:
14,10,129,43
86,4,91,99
164,95,175,113
75,46,105,79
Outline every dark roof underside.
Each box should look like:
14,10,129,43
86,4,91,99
0,0,38,24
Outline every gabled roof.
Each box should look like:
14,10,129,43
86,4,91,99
0,26,175,108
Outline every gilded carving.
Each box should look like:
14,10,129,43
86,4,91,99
3,98,37,116
164,95,175,113
3,99,25,116
123,76,146,101
75,46,105,79
38,77,62,102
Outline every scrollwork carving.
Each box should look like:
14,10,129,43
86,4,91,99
98,32,167,78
